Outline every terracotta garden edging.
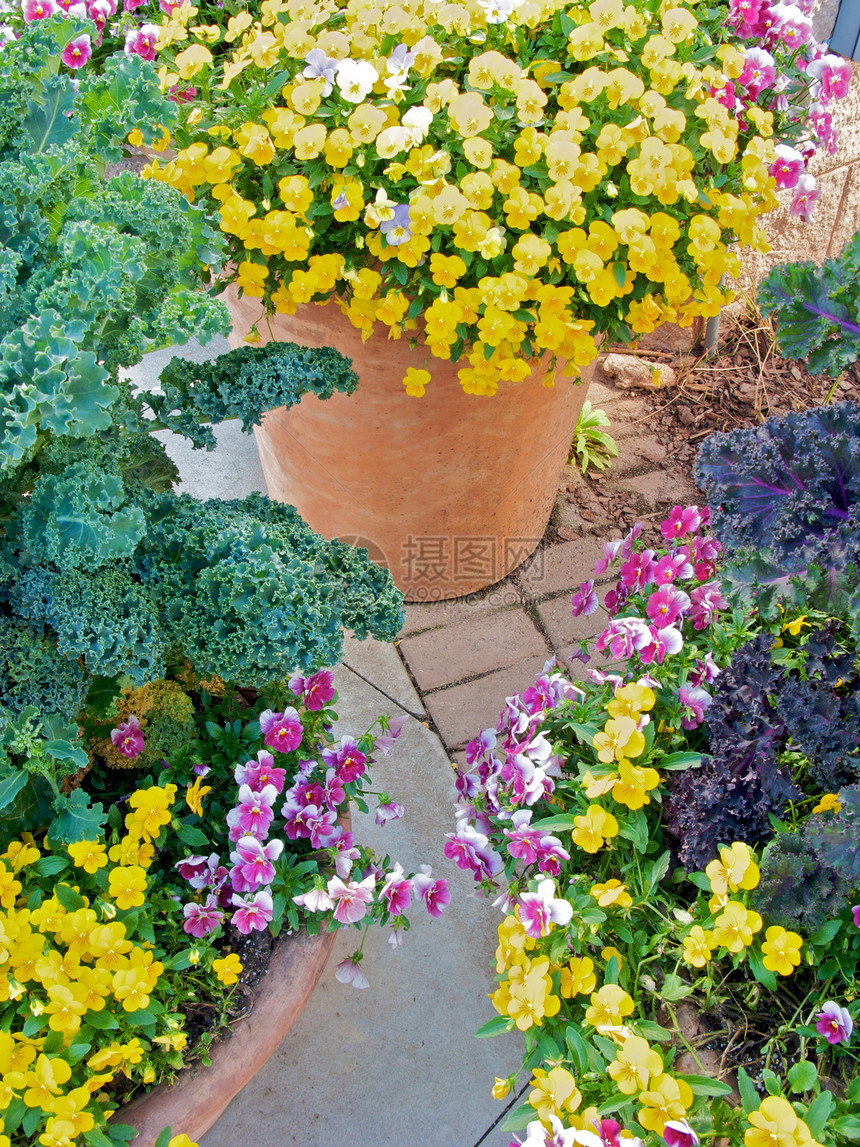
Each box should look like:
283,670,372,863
114,926,336,1147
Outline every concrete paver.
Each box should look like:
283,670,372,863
518,537,607,599
536,592,607,653
399,581,524,637
399,607,549,692
201,669,522,1147
423,655,550,749
341,634,424,716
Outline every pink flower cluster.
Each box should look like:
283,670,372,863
111,714,144,759
452,661,582,890
721,0,853,222
20,0,160,68
175,699,446,967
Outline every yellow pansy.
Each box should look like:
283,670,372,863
607,1034,663,1094
713,901,762,953
760,926,802,976
529,1066,582,1122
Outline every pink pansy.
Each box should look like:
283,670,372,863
182,899,224,938
229,834,284,892
520,1112,580,1147
373,713,409,756
226,784,278,841
593,538,624,576
321,767,346,811
690,651,721,687
327,873,377,924
282,799,322,841
534,833,570,877
234,750,287,794
660,505,701,541
740,47,777,96
412,866,450,917
380,864,412,915
650,553,693,585
570,579,599,617
689,582,727,630
22,0,58,18
333,838,361,880
851,905,860,928
517,878,574,939
306,807,340,848
303,669,336,711
596,617,651,659
231,890,274,934
620,549,655,591
175,854,209,884
61,32,91,67
111,715,144,759
769,144,805,189
678,685,712,730
619,522,643,560
259,707,303,753
646,585,691,627
807,54,852,103
640,624,684,666
321,736,368,782
815,1001,853,1045
790,173,821,221
466,728,497,765
292,885,334,912
663,1120,700,1147
124,24,159,60
444,824,500,879
771,2,812,46
88,0,113,32
375,799,405,825
335,954,369,989
503,809,544,863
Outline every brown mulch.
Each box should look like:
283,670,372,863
643,307,860,468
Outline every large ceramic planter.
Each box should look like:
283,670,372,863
114,926,336,1147
225,288,593,601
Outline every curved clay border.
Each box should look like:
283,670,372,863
114,926,336,1147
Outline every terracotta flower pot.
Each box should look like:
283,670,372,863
114,926,336,1147
224,288,593,601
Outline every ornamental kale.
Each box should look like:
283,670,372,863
664,626,860,871
695,402,860,621
0,26,403,731
758,230,860,378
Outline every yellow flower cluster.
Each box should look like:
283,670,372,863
682,841,804,977
586,682,661,812
0,785,187,1147
148,0,780,395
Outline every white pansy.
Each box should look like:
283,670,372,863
335,58,378,102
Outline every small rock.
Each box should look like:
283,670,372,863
677,406,696,426
579,508,596,522
603,353,677,390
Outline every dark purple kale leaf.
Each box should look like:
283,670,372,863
755,832,847,932
807,784,860,883
776,679,860,792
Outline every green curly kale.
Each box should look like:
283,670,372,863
758,231,860,378
150,341,359,449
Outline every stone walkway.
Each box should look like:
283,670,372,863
130,336,698,1147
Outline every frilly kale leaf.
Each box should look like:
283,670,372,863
758,231,860,378
696,403,860,618
807,784,860,883
755,833,846,932
150,341,359,450
0,616,89,721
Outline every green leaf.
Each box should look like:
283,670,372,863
678,1074,733,1098
177,821,211,849
84,1010,119,1031
565,1026,591,1074
43,740,89,768
633,1019,673,1042
104,1125,139,1144
660,973,693,1002
804,1090,834,1139
54,882,86,911
787,1061,818,1094
0,767,30,812
617,808,649,854
833,1116,860,1140
84,1127,120,1147
738,1067,760,1115
154,1130,174,1147
502,1103,539,1133
807,918,843,947
531,813,581,831
47,788,107,847
659,751,702,771
24,78,77,153
644,850,671,895
32,855,68,877
474,1014,514,1038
